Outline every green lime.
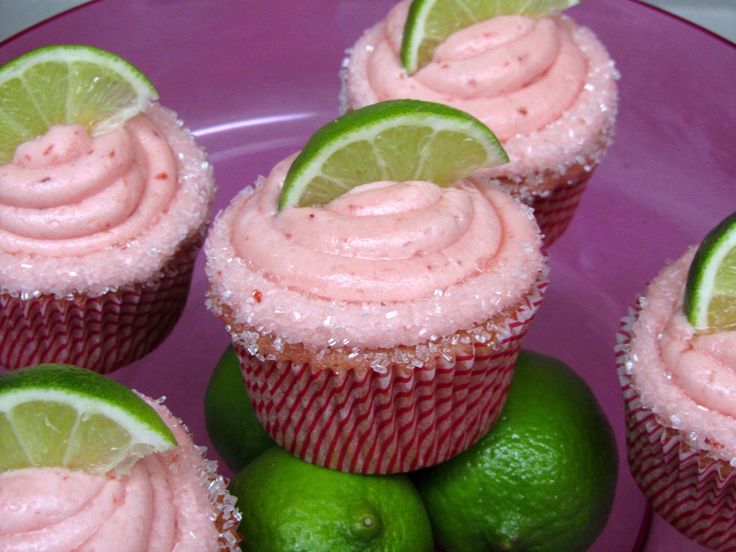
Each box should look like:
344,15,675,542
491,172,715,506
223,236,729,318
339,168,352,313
230,447,434,551
413,350,617,552
278,99,507,209
0,44,158,163
684,211,736,332
204,345,274,472
401,0,579,74
0,364,176,474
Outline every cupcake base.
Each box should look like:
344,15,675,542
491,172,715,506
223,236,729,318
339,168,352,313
617,304,736,551
227,271,548,475
0,233,202,374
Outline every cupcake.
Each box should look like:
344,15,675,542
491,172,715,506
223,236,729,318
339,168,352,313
342,0,619,246
205,101,548,474
0,364,240,551
616,215,736,549
0,46,214,373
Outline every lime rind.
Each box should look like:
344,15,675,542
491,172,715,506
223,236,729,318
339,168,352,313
0,364,176,474
684,211,736,332
401,0,580,74
0,45,158,163
279,99,508,210
0,389,175,451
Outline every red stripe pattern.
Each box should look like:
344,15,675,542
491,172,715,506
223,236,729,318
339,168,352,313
237,277,547,474
0,239,200,374
616,304,736,550
526,173,591,248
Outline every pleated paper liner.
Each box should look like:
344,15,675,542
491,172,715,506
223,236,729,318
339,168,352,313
616,302,736,551
224,270,548,475
475,158,597,249
0,233,202,374
515,169,593,248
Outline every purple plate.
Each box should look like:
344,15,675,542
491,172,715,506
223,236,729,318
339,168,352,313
1,1,734,550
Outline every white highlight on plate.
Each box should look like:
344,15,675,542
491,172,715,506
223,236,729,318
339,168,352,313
193,112,316,138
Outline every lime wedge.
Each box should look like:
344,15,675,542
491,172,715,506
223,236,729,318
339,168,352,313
0,44,158,163
684,212,736,332
0,364,176,474
278,99,507,210
401,0,580,74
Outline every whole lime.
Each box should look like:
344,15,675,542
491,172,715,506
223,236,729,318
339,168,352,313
413,350,618,552
204,345,273,472
230,447,434,551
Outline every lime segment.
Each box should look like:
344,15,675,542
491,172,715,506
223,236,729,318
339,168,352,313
0,364,176,474
684,211,736,332
0,45,158,163
278,99,507,209
401,0,579,74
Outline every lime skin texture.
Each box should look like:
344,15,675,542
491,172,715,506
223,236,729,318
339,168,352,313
229,446,434,552
412,350,618,552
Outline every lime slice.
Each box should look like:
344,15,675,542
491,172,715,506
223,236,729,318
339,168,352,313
401,0,580,74
0,364,176,474
0,44,158,163
684,211,736,332
278,99,507,210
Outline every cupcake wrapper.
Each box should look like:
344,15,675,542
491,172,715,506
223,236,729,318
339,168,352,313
616,303,736,550
235,274,548,475
0,235,201,373
524,171,593,248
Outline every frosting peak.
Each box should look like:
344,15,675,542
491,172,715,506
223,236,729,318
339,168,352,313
0,116,177,256
353,1,586,141
246,178,502,302
0,105,214,297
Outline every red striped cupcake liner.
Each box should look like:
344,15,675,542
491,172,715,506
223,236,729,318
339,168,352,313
235,273,548,475
0,235,201,374
526,172,592,249
616,302,736,551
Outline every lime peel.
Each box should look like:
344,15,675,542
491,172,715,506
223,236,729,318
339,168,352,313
0,364,176,475
684,211,736,332
278,99,508,210
401,0,580,74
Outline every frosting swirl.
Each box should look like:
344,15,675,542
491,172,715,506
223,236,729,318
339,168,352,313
0,401,222,552
0,105,214,296
629,251,736,458
206,154,544,350
348,0,586,142
0,118,176,257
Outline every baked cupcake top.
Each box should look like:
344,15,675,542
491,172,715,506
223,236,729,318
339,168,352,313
0,104,213,297
0,397,239,551
625,250,736,461
205,153,544,357
344,0,618,187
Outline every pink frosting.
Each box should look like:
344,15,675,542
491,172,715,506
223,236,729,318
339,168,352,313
0,105,214,297
205,154,544,350
358,3,585,141
0,400,221,552
345,0,618,186
628,251,736,460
